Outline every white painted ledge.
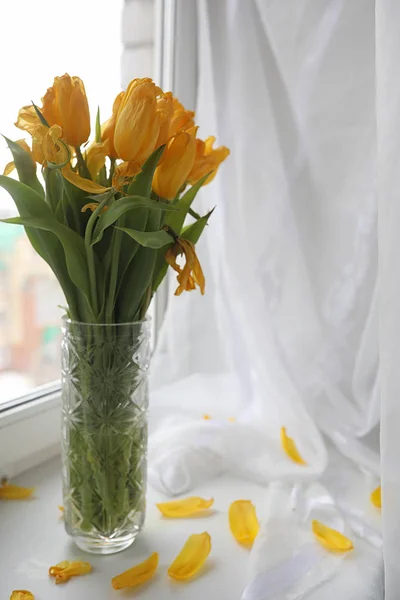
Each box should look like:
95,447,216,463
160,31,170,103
0,456,384,599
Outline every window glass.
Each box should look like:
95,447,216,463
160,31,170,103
0,0,123,403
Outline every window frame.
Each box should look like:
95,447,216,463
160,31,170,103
0,0,199,478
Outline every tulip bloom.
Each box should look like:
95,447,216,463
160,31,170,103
114,78,162,162
153,128,197,200
51,75,90,147
188,136,230,185
101,91,124,159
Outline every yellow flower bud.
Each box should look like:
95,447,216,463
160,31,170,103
153,128,197,200
114,78,162,162
42,74,91,148
101,91,124,159
188,136,230,185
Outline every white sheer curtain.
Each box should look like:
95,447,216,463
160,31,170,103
150,1,384,597
377,1,400,599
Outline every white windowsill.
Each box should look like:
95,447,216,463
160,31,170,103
0,453,385,599
1,456,266,599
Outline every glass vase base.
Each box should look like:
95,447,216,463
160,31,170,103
74,532,138,555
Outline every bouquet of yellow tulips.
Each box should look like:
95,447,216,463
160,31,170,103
0,74,228,552
1,74,229,323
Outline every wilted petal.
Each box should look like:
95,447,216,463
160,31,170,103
81,203,109,214
168,533,211,581
371,486,381,509
157,497,214,518
229,500,259,547
49,560,92,584
62,166,111,194
3,161,15,176
111,552,158,590
203,414,212,420
280,426,306,465
312,520,354,552
10,591,34,600
0,482,35,500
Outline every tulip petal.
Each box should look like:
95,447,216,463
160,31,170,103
10,591,34,600
0,482,35,500
111,552,158,590
371,485,381,509
49,560,92,584
280,426,307,465
229,500,260,547
62,166,111,194
168,533,211,581
157,497,214,518
312,520,354,552
3,161,15,176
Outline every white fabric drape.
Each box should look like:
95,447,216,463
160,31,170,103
150,1,383,597
376,1,400,599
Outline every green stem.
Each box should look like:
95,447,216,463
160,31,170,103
75,146,92,180
109,158,116,186
105,224,123,322
84,195,110,319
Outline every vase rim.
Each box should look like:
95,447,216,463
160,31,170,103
62,315,151,327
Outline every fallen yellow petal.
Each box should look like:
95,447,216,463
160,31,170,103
58,505,64,512
168,532,211,581
49,560,92,584
10,591,34,600
157,497,214,518
111,552,158,590
228,417,236,423
203,414,212,420
371,486,381,509
0,482,35,500
229,500,260,547
312,520,354,552
281,426,307,465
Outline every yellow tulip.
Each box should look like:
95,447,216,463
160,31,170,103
101,91,124,159
188,136,230,185
114,78,162,162
42,74,91,148
32,125,69,166
155,91,174,147
153,128,197,200
170,98,195,137
85,139,110,179
15,105,41,134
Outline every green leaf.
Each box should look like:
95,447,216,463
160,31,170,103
92,195,177,245
0,176,89,320
181,207,215,244
116,226,172,249
127,145,165,197
117,211,161,321
95,106,101,143
43,167,63,213
3,136,44,197
32,102,50,127
163,173,210,235
1,212,92,304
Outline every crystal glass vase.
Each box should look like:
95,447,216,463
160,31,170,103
61,318,151,554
